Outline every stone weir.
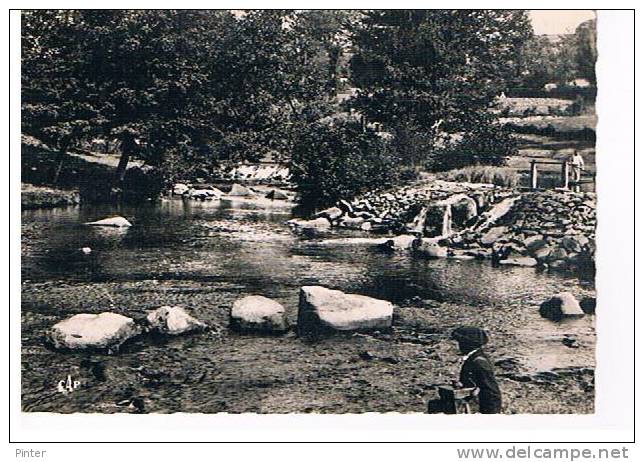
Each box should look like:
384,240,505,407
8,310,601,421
444,189,597,272
289,180,596,273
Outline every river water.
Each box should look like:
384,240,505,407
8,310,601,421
21,198,596,413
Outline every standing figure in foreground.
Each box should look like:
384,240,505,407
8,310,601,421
451,326,503,414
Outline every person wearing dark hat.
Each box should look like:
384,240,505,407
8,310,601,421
451,326,502,414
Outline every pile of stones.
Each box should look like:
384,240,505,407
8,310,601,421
442,190,596,272
290,180,512,234
289,180,596,274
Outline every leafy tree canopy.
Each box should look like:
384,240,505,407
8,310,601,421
21,10,332,182
349,10,532,134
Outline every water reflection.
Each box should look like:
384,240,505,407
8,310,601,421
22,199,594,305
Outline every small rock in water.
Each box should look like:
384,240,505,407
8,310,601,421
338,216,365,229
387,234,418,251
228,183,255,197
173,183,190,195
539,292,585,321
580,297,596,315
80,247,92,255
146,306,207,335
562,336,579,348
315,206,344,221
415,241,448,259
188,188,222,200
85,216,132,228
498,257,538,267
265,189,289,200
287,217,331,231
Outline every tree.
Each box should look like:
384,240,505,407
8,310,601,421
22,10,237,186
208,10,332,165
573,19,597,85
22,10,337,189
515,35,561,89
296,11,361,95
22,11,100,184
349,10,531,168
516,18,597,90
291,119,399,209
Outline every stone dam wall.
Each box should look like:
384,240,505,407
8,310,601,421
290,180,596,274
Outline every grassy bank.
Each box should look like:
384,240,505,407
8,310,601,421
501,115,596,140
21,184,80,210
437,166,520,188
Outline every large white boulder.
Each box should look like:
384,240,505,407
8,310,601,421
85,216,132,228
47,312,141,351
146,306,207,335
297,286,393,336
230,296,288,333
539,292,585,321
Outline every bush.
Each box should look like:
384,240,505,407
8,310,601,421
291,120,400,210
438,166,520,188
78,166,165,204
429,123,518,171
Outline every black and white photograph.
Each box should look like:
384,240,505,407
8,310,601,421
9,5,636,451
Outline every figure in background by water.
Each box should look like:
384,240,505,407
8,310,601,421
451,326,503,414
571,150,585,183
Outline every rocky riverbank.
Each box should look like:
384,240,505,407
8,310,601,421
290,180,596,275
20,185,596,414
21,279,594,414
443,190,596,273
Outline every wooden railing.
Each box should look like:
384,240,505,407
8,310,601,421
529,160,595,191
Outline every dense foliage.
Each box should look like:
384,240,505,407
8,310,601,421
290,120,399,209
21,10,597,206
21,10,332,186
430,120,518,171
349,10,531,168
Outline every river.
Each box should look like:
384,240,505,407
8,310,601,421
21,198,596,414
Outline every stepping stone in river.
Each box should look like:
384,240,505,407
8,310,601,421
230,295,288,334
85,216,132,228
539,292,585,321
297,286,393,337
146,306,207,335
46,312,141,352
